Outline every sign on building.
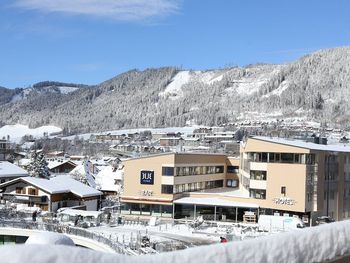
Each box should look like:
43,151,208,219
140,170,154,185
272,197,296,205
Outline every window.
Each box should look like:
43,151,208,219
161,185,173,194
28,188,37,195
16,187,23,194
215,166,224,173
281,186,286,196
227,179,238,188
281,153,294,163
162,167,174,176
214,180,224,188
250,189,266,199
250,170,267,180
227,166,239,173
306,154,315,165
261,153,268,162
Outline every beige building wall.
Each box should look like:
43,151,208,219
121,153,229,205
122,154,175,205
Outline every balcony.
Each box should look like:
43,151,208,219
249,179,267,190
1,193,48,204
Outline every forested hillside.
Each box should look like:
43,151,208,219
1,47,350,134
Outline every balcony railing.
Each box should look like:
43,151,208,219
0,219,133,255
2,193,48,204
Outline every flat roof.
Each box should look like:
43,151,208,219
252,136,350,153
123,152,227,162
174,197,259,208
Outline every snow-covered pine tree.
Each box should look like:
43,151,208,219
70,169,89,185
27,152,50,179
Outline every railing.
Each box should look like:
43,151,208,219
2,194,48,203
0,219,133,255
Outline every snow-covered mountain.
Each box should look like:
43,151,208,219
1,46,350,134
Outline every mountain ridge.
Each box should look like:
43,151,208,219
1,46,350,134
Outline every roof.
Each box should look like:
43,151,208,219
173,197,259,208
122,152,227,162
58,208,103,217
252,136,350,153
47,160,77,170
0,175,102,197
50,176,102,198
0,161,28,178
21,177,69,194
95,166,123,192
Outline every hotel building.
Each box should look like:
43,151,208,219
120,136,350,224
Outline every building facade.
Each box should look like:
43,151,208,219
120,137,350,224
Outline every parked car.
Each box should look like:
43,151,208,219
315,216,335,225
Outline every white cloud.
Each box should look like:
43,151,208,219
13,0,181,21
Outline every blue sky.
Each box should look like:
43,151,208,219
1,0,350,88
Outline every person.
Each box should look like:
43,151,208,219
74,217,79,226
220,236,228,243
32,211,37,222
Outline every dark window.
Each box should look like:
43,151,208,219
162,167,174,176
281,153,294,163
161,185,174,194
262,153,268,162
214,180,224,187
227,166,239,173
215,166,224,173
281,186,286,195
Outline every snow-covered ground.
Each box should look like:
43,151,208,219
0,124,62,143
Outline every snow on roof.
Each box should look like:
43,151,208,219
95,166,123,192
174,197,258,208
0,161,28,178
47,160,76,170
58,208,103,218
21,177,69,194
0,175,101,197
50,175,102,197
252,136,350,152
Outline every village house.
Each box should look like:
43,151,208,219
0,175,102,212
47,160,77,174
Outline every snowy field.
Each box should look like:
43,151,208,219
0,124,62,143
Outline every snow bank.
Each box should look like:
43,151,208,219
0,124,62,143
1,220,350,262
25,232,75,246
